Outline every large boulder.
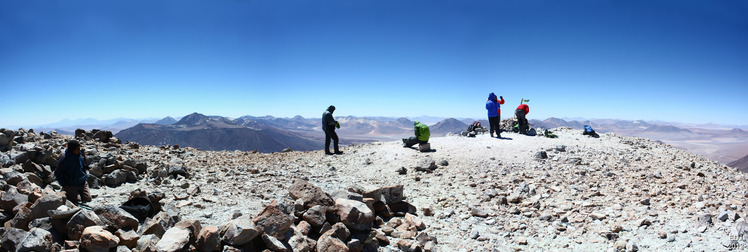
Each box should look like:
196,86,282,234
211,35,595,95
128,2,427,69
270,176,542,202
93,206,139,231
103,170,128,187
115,229,140,249
302,205,327,227
174,219,202,244
80,226,120,252
196,225,221,252
28,192,66,220
261,233,290,252
67,209,104,240
221,217,259,246
0,227,28,252
316,223,350,252
92,130,112,143
335,198,374,231
9,205,32,230
16,228,53,252
0,187,29,212
288,231,315,252
21,161,44,175
167,165,188,178
380,185,404,204
156,226,192,252
136,234,160,252
138,218,166,238
48,205,80,235
289,179,334,209
0,130,14,151
253,199,293,237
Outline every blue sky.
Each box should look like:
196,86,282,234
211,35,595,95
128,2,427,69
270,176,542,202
1,0,747,128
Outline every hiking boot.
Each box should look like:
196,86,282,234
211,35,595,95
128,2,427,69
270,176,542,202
325,150,333,155
334,151,344,155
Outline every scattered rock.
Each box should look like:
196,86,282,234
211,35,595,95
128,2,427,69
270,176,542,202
16,228,52,252
253,199,293,237
93,206,139,231
196,226,221,252
336,198,374,231
396,167,407,175
221,217,259,246
80,226,120,252
67,209,104,240
289,179,334,209
415,157,437,172
156,226,192,252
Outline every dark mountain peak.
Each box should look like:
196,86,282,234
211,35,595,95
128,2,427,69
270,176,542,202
437,118,463,124
429,118,468,135
292,115,305,121
154,116,177,125
396,117,413,126
544,117,568,124
646,125,691,133
175,113,210,126
730,128,747,135
728,154,748,173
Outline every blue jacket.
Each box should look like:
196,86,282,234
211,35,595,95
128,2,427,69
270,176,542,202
55,148,88,187
486,93,500,117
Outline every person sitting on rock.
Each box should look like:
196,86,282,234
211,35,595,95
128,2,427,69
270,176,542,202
322,105,343,155
515,103,530,135
55,139,91,204
403,121,430,148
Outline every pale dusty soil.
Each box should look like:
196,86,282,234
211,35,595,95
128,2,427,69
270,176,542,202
89,128,748,251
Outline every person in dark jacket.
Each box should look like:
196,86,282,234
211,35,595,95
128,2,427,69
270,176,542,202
55,140,91,203
322,105,343,155
485,92,505,138
403,121,430,148
515,104,530,135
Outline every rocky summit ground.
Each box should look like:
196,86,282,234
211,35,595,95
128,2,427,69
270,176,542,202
1,127,747,251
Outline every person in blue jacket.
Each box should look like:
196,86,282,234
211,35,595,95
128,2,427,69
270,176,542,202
55,140,91,203
485,92,505,138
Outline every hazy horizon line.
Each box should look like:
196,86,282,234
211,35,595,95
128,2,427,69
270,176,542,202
4,113,747,130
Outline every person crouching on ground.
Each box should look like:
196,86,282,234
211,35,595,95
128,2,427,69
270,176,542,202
55,140,92,204
515,103,530,135
485,92,505,138
403,121,430,148
322,105,343,155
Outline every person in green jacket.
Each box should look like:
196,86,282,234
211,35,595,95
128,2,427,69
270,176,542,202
403,121,430,148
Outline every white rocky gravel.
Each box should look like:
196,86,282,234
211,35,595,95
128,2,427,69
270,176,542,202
82,127,748,251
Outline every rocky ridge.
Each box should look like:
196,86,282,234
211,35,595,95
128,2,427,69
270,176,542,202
0,126,747,251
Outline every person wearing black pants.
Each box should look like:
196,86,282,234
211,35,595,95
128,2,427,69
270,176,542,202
515,103,530,135
485,92,505,138
322,105,343,155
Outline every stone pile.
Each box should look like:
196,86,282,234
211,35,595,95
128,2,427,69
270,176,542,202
0,128,164,251
0,128,437,251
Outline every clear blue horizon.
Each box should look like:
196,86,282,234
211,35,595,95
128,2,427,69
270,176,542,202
2,0,747,128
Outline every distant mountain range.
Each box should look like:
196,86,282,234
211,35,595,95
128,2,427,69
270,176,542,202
112,113,472,153
115,113,321,153
11,114,748,167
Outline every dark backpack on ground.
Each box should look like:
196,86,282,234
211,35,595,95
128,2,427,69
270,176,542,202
121,196,157,222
